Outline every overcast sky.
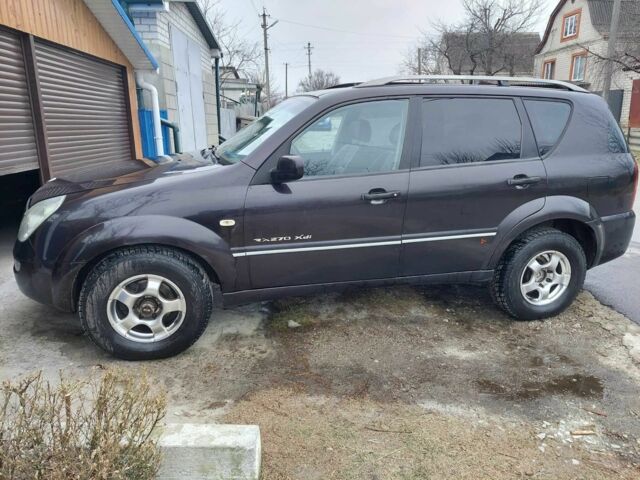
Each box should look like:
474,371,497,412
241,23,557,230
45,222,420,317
216,0,556,95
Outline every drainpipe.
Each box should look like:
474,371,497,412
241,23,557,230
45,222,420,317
212,49,223,142
135,71,164,157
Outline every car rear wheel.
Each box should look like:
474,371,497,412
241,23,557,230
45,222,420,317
490,228,586,320
78,246,213,360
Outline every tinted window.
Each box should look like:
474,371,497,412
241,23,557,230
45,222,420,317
524,100,571,156
420,98,522,167
291,99,409,177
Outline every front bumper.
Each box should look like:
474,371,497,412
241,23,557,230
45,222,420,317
13,238,79,312
593,210,636,266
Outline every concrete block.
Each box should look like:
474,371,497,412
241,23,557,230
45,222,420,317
158,424,261,480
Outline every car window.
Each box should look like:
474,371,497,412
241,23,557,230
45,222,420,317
420,98,522,167
523,100,571,156
216,96,316,164
290,99,409,177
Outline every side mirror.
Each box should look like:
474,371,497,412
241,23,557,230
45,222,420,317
271,155,304,184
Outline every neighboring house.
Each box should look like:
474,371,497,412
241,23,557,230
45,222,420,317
438,32,541,76
534,0,640,131
125,0,221,154
0,0,157,183
219,66,261,139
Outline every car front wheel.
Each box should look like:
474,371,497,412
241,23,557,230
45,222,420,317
78,246,213,360
490,228,587,320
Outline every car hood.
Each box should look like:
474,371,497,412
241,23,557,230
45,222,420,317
29,151,219,205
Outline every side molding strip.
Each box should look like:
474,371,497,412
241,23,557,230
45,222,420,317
232,232,496,258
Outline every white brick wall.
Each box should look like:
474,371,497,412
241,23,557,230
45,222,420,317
132,2,219,148
534,0,640,128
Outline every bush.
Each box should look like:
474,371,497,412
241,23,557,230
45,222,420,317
0,369,166,480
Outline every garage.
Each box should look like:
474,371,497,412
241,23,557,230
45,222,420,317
0,0,159,223
0,26,135,181
34,40,135,177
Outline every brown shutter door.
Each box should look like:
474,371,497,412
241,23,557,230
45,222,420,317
34,41,133,177
0,29,39,175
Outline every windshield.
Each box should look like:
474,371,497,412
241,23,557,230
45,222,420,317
216,96,317,164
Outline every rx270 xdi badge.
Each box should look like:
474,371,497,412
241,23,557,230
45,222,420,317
254,235,313,243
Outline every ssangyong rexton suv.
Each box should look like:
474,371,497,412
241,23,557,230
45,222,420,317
14,76,638,360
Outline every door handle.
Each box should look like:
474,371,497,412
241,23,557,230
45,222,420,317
508,175,542,189
362,189,401,205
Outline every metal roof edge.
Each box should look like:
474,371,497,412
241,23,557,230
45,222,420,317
110,0,159,70
184,2,220,50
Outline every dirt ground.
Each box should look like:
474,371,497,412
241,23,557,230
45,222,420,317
1,239,640,479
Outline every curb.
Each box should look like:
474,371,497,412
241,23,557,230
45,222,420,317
158,424,261,480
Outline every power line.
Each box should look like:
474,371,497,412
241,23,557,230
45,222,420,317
278,18,419,40
245,0,259,15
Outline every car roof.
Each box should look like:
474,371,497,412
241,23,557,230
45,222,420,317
294,83,592,104
293,75,593,103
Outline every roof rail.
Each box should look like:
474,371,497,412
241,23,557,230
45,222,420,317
355,75,588,92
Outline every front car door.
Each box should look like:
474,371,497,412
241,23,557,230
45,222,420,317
239,98,415,289
401,95,548,277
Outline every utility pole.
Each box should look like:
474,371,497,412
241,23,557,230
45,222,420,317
417,48,422,75
260,8,278,106
305,42,313,77
284,62,289,98
602,0,622,104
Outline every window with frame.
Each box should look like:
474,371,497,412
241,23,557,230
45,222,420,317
571,54,587,81
542,60,555,79
420,98,522,167
523,100,571,156
290,99,409,178
562,11,580,39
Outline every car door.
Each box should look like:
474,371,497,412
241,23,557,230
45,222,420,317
401,96,547,276
240,98,415,289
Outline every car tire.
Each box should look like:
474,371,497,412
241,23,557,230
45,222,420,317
78,246,214,360
490,228,587,320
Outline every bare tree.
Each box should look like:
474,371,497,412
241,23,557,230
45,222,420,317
402,0,543,76
298,70,341,92
199,0,261,77
399,41,443,75
247,70,284,109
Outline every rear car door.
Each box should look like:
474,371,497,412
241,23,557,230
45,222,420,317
401,96,547,276
241,98,415,289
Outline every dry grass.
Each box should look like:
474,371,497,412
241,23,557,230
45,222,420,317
0,369,166,480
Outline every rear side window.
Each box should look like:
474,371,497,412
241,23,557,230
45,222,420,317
523,100,571,156
420,98,522,167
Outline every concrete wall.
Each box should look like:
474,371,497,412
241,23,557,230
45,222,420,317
132,2,219,148
534,0,640,129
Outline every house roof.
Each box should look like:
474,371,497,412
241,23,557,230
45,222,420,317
82,0,158,70
536,0,640,54
588,0,640,34
125,0,220,50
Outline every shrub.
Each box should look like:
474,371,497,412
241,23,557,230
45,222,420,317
0,369,166,480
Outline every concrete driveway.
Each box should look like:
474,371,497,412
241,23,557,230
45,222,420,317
1,221,640,479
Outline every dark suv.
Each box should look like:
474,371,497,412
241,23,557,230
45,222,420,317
14,76,638,360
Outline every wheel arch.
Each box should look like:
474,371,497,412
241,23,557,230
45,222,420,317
51,216,236,311
487,196,603,270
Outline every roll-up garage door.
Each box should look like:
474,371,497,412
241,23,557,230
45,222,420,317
34,40,132,177
0,29,39,175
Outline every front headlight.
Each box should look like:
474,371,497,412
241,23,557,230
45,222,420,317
17,195,66,242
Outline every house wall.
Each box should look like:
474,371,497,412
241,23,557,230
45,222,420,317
534,0,640,129
133,2,218,147
0,0,143,158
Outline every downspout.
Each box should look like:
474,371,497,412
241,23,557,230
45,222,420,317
212,49,222,142
135,71,164,157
